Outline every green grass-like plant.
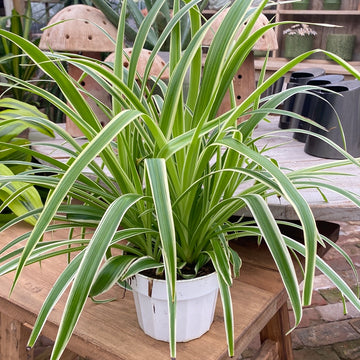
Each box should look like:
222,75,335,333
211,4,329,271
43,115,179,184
0,3,39,103
0,98,53,225
0,0,360,359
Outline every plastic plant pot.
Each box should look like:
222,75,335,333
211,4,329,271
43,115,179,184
278,67,325,129
292,0,310,9
323,0,341,9
259,77,284,99
304,79,360,159
283,33,315,59
291,74,344,142
326,34,356,62
128,272,219,342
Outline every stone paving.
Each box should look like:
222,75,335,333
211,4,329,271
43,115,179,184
241,220,360,360
291,220,360,360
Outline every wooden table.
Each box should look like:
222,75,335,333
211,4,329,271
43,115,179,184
0,223,291,360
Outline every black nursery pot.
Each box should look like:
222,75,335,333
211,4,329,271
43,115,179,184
278,67,325,129
304,79,360,159
291,74,345,142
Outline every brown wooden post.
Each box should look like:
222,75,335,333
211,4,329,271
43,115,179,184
260,303,293,360
252,339,280,360
217,53,256,122
0,313,34,360
12,0,26,15
60,349,83,360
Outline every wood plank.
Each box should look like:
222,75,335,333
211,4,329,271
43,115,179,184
252,339,280,360
255,58,360,77
34,347,80,360
0,313,33,360
217,54,256,122
279,9,360,14
12,0,25,15
232,238,279,272
59,350,81,360
260,303,293,360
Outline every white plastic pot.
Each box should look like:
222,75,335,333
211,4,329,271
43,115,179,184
128,272,219,342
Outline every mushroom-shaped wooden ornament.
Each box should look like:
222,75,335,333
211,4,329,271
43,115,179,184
39,5,117,137
105,48,169,81
203,10,278,120
104,48,169,99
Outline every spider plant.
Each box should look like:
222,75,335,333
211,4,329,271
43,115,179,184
0,0,360,359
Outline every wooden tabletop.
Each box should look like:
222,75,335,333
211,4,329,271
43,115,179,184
0,223,289,360
247,116,360,222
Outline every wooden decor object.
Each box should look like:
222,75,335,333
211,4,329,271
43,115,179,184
105,48,170,80
39,5,117,137
203,10,278,121
39,5,117,52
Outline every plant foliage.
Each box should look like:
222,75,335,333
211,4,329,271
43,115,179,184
0,0,360,359
0,3,40,102
0,98,53,224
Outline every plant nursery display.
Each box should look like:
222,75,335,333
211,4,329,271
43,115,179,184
0,0,360,359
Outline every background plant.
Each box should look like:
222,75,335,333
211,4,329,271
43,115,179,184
91,0,191,49
283,23,318,36
0,0,360,359
0,98,53,224
0,2,65,123
0,2,40,103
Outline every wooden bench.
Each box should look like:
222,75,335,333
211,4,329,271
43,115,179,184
0,222,292,360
